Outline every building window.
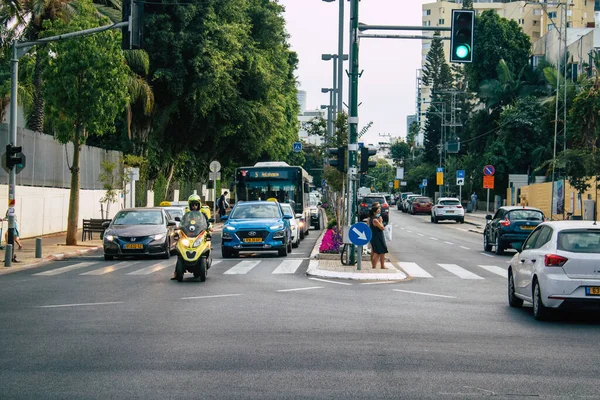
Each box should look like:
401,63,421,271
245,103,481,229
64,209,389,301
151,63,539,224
423,9,431,16
423,20,431,27
548,24,554,31
438,19,445,25
548,11,557,19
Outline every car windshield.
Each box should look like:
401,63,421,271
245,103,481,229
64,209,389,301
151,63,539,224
557,230,600,253
439,199,460,206
113,210,163,225
230,204,281,219
415,197,431,203
364,197,385,205
280,204,293,216
508,210,544,221
167,209,184,219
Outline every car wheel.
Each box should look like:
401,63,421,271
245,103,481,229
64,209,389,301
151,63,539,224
278,247,287,257
287,238,293,253
483,232,492,252
533,280,551,320
162,242,171,259
434,216,438,224
175,258,184,282
495,234,504,255
508,270,523,308
104,254,114,261
300,229,305,240
305,228,309,236
458,218,464,224
221,247,231,258
292,238,299,248
430,215,434,223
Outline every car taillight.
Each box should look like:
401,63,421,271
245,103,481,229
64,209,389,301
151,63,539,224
437,205,444,209
457,205,462,208
382,204,389,208
361,203,367,207
544,254,568,267
500,218,510,227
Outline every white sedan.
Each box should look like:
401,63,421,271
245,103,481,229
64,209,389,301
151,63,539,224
431,197,464,223
280,203,301,248
508,221,600,320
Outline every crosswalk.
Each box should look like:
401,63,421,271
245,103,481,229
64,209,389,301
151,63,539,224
29,258,509,281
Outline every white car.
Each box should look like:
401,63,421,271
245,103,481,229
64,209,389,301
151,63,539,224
280,203,301,248
431,197,465,223
508,221,600,320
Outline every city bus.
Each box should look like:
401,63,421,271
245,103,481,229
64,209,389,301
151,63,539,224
235,162,313,238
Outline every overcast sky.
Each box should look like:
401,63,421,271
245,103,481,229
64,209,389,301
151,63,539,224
279,0,430,145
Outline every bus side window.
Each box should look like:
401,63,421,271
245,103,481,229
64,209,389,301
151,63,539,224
304,183,309,193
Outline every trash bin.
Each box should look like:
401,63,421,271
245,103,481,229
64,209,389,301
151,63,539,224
463,200,473,213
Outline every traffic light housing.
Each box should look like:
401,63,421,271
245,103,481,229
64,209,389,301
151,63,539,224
360,147,377,173
5,144,23,170
122,0,144,50
450,9,474,63
328,146,346,173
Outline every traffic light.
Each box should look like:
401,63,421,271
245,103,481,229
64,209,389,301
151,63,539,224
450,9,474,63
328,146,346,173
5,145,23,170
360,147,376,173
122,0,144,50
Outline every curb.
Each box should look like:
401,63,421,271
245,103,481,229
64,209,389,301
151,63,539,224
306,260,408,281
0,246,101,275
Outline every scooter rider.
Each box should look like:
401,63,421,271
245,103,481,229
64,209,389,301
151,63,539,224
171,194,211,280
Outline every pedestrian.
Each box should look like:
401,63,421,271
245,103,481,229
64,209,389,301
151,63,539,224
4,210,22,263
471,192,478,212
217,191,230,220
368,202,388,270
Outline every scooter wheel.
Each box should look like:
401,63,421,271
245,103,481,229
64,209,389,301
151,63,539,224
193,257,207,282
175,258,184,282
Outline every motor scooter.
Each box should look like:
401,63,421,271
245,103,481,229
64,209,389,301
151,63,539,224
174,211,214,282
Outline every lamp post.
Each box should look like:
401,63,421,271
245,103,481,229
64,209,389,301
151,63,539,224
322,0,345,114
320,104,333,146
322,54,349,121
321,88,335,143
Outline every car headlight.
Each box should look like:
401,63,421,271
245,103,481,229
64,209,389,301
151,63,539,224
193,237,203,247
224,226,236,231
153,233,166,241
273,230,285,239
222,232,232,239
270,224,284,230
104,234,115,242
180,238,190,247
298,221,304,228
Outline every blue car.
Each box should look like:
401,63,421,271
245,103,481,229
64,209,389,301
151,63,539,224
221,201,293,258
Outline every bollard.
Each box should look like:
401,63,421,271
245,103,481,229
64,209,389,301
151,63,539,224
4,244,12,267
35,238,42,258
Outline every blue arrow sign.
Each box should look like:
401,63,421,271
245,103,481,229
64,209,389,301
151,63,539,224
457,169,465,179
348,222,372,246
293,142,302,152
419,183,423,189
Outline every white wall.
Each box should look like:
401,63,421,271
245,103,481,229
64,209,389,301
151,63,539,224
0,185,122,239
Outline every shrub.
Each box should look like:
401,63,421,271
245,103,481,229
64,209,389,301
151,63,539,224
319,227,343,254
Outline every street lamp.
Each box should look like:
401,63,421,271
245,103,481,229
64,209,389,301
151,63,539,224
321,53,349,119
320,104,333,145
321,88,335,144
322,0,345,114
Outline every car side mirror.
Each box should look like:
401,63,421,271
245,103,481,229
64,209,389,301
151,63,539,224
295,213,303,219
102,221,110,229
221,215,228,221
167,220,177,227
486,215,493,220
174,216,181,222
283,214,293,220
209,218,215,223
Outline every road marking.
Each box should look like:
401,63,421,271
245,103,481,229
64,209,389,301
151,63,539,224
460,246,470,250
309,277,352,285
429,237,439,241
478,265,507,278
223,260,260,274
398,262,433,278
392,289,456,299
277,286,323,292
273,259,303,274
211,260,222,266
80,261,136,275
33,262,96,276
437,263,484,279
127,262,171,275
36,301,123,308
418,233,425,237
406,230,413,233
480,253,495,258
360,281,396,285
444,241,454,245
182,294,242,300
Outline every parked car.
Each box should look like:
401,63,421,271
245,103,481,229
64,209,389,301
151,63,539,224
484,206,545,255
410,196,433,215
221,201,293,258
397,192,413,211
508,221,600,320
358,194,389,224
103,208,178,261
309,197,321,229
280,203,301,248
402,194,420,213
431,197,464,223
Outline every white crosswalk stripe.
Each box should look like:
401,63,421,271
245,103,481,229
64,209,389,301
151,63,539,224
398,262,433,278
80,261,137,275
272,259,303,274
437,263,484,280
223,260,261,275
127,261,172,275
33,262,96,276
477,265,507,278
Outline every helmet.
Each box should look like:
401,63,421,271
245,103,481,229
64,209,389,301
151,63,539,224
188,194,201,208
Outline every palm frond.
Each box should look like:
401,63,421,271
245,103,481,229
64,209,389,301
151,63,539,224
124,49,149,77
95,5,121,23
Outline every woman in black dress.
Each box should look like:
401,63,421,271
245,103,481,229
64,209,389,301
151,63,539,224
369,203,388,269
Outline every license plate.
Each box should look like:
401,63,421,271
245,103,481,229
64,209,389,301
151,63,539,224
244,238,262,243
521,226,535,230
586,287,600,296
447,210,454,214
124,243,143,249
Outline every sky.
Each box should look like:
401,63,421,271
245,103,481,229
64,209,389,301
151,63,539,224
279,0,430,145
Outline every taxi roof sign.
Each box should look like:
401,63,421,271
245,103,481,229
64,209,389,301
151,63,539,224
159,201,172,207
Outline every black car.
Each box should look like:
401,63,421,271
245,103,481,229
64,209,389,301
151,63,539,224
358,194,389,224
103,208,178,261
483,206,545,255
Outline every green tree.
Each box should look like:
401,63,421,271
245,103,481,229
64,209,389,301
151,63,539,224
462,0,473,9
390,140,410,166
42,0,129,244
421,31,453,92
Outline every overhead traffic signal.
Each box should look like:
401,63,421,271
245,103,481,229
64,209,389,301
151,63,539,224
359,147,377,173
328,147,347,173
5,144,24,170
122,0,144,50
450,9,474,63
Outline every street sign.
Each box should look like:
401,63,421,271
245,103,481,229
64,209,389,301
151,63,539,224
419,183,423,189
388,181,393,189
322,179,326,187
483,175,494,189
293,142,302,152
400,181,407,186
456,170,465,179
348,222,372,246
209,160,221,173
396,167,404,180
436,172,444,185
436,167,444,173
483,165,495,176
209,172,221,180
422,178,428,186
457,177,464,186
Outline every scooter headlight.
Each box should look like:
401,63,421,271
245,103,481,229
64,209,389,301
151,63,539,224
193,237,203,247
180,238,190,247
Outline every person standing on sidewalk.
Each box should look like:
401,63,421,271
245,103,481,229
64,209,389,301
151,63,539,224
368,203,388,270
471,192,478,212
217,191,229,221
4,210,22,263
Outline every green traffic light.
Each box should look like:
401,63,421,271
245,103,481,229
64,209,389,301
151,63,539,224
455,44,470,59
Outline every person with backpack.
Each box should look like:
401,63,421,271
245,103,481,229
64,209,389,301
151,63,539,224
217,191,230,220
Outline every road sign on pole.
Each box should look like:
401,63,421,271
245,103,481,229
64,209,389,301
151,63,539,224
423,179,428,186
348,222,372,246
457,170,465,179
293,142,302,152
483,165,495,176
209,160,221,173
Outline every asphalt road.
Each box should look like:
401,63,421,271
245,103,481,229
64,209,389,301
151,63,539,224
0,211,599,399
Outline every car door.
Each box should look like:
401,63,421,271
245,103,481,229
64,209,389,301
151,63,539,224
515,226,552,297
488,209,504,243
